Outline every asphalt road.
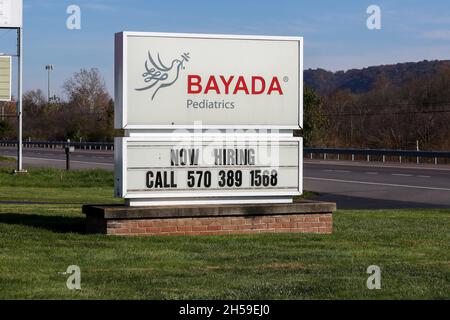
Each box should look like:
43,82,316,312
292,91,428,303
0,147,113,170
1,147,450,209
304,160,450,209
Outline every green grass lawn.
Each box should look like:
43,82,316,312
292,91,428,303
0,156,15,163
0,167,122,204
0,167,449,299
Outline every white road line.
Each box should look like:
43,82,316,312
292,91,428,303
305,177,450,192
392,173,412,177
304,160,450,172
417,175,431,178
335,170,351,173
366,172,378,175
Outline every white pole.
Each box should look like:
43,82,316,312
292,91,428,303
16,27,24,172
47,67,50,103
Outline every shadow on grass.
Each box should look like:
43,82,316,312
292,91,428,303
0,213,86,234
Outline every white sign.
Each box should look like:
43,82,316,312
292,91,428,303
0,56,11,101
0,0,22,28
115,136,302,205
115,32,303,130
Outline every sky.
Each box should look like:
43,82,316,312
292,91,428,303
1,0,450,97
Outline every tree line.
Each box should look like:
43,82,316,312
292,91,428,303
303,63,450,151
0,68,114,142
1,63,450,152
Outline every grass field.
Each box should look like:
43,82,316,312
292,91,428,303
0,156,15,163
0,167,121,204
0,167,449,299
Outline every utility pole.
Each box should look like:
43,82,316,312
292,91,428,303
45,64,53,103
16,27,25,173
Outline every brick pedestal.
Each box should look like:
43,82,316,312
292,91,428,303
83,201,336,237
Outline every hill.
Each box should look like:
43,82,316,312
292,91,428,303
305,60,450,95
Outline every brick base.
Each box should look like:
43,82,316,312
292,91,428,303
83,202,335,237
105,213,332,236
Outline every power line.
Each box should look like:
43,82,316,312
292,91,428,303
324,100,450,108
326,108,450,117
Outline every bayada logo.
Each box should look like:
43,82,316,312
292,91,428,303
135,52,190,100
135,51,286,103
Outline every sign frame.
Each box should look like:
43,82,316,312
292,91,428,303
0,55,12,101
115,135,303,202
115,31,303,130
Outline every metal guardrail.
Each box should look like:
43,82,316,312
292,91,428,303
304,147,450,165
0,140,114,151
1,141,449,164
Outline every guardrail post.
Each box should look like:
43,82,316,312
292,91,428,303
383,155,386,163
399,156,402,164
337,154,340,161
367,155,370,162
352,154,355,161
310,153,313,160
435,157,438,165
324,153,327,160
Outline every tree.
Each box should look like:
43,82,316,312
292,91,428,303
63,68,111,113
322,89,356,147
62,68,113,141
0,101,16,139
302,86,327,147
0,120,12,138
23,89,46,109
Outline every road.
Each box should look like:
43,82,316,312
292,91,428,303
0,147,113,170
1,147,450,209
304,160,450,209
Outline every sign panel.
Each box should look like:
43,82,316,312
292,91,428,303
0,56,11,101
115,137,302,202
0,0,22,28
115,32,303,129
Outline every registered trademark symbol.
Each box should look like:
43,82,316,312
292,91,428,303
283,76,289,82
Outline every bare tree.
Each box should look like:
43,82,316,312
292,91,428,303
63,68,111,113
60,68,114,141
